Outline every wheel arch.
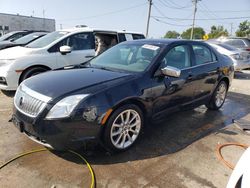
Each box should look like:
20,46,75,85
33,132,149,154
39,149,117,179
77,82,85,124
218,76,230,90
99,97,148,136
18,65,52,84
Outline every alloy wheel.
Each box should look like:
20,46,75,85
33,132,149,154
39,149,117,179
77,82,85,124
215,83,227,107
110,109,141,149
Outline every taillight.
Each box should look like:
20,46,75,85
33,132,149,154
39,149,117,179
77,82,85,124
246,48,250,51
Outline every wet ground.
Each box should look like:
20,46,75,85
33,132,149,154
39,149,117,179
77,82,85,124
1,71,250,188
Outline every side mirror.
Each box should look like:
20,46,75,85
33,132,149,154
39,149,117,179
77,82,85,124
161,66,181,78
59,45,71,55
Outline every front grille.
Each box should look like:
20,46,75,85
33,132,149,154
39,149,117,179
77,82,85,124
14,84,52,118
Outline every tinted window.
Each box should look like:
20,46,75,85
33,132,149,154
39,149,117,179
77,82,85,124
68,33,94,51
118,34,126,42
48,32,94,53
163,45,191,69
132,34,145,40
192,45,213,65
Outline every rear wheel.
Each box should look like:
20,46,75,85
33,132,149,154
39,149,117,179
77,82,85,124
20,67,48,84
206,81,228,110
103,104,143,152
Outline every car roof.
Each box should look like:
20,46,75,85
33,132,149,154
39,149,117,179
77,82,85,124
59,26,144,35
228,37,250,40
122,38,202,45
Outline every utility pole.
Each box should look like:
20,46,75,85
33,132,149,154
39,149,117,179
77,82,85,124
190,0,200,39
42,9,45,30
230,23,233,36
146,0,153,38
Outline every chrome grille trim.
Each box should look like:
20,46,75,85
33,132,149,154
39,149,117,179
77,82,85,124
14,84,52,118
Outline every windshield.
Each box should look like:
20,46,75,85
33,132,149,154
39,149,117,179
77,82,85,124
90,43,162,73
26,31,68,48
0,31,18,41
14,32,46,44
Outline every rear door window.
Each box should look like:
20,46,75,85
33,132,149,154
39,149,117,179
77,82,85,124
118,33,126,42
192,45,213,65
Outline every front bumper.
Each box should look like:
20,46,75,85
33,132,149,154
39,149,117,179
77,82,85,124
0,69,19,91
12,106,101,150
234,60,250,71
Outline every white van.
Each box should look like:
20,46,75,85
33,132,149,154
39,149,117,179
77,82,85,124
0,26,145,91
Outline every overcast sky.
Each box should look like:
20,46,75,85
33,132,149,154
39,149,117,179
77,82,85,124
0,0,250,38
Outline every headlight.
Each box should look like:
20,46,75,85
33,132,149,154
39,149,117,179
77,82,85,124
45,94,89,119
231,54,243,60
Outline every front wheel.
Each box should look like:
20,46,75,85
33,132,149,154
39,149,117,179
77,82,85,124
206,81,228,110
20,67,48,83
103,104,144,152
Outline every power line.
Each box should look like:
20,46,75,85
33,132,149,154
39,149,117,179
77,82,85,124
152,17,192,27
152,4,192,26
198,2,231,25
167,0,193,9
153,15,250,20
157,0,192,10
208,10,250,13
57,2,147,22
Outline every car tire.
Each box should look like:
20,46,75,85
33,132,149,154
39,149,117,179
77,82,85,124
103,104,144,152
20,67,48,83
206,81,228,110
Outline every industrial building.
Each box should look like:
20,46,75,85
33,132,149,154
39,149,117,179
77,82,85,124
0,13,55,35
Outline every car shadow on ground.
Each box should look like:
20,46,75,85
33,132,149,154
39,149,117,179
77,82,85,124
51,91,250,165
234,70,250,80
1,90,16,97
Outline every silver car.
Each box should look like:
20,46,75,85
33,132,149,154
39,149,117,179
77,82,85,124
218,37,250,52
207,42,250,71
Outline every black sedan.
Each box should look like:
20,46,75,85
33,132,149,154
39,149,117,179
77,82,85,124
12,39,234,152
0,32,48,50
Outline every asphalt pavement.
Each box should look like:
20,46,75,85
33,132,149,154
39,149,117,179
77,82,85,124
1,71,250,188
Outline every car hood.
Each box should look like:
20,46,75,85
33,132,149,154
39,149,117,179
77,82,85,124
0,46,34,59
0,42,18,50
23,68,133,100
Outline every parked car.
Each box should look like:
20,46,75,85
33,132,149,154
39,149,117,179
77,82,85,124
0,26,145,91
0,30,37,42
217,37,250,52
207,41,250,71
227,147,250,188
0,32,48,50
12,39,234,152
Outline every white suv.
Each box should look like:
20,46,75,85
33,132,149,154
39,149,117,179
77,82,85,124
0,26,145,91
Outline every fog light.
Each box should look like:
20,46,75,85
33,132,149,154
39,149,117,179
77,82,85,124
0,77,7,85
